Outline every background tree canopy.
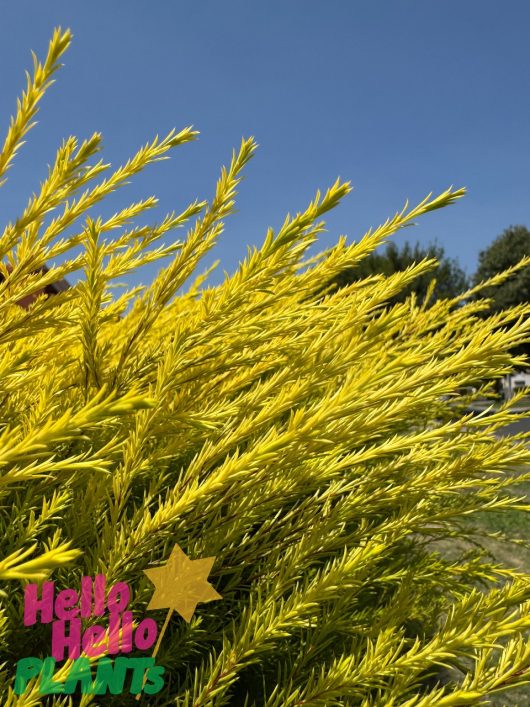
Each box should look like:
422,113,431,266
332,226,530,313
330,227,530,361
330,240,469,304
473,225,530,311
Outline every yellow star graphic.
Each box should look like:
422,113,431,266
143,544,222,622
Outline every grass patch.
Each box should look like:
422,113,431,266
442,479,530,705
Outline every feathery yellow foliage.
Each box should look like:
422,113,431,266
1,28,530,706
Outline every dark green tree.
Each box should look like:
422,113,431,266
473,225,530,311
331,240,468,304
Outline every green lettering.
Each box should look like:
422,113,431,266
13,657,42,695
63,657,92,694
92,656,128,695
40,657,63,694
144,664,165,694
128,657,156,695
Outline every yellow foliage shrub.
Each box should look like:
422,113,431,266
1,28,530,706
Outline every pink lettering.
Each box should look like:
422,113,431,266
24,582,54,625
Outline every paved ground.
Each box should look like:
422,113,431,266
496,417,530,436
466,400,530,437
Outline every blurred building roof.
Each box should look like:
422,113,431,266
0,263,70,309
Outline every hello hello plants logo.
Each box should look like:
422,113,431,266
14,544,222,697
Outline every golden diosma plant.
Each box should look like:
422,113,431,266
1,27,530,707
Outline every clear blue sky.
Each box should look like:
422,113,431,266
1,1,529,288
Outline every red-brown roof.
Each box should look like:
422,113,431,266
0,263,70,309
